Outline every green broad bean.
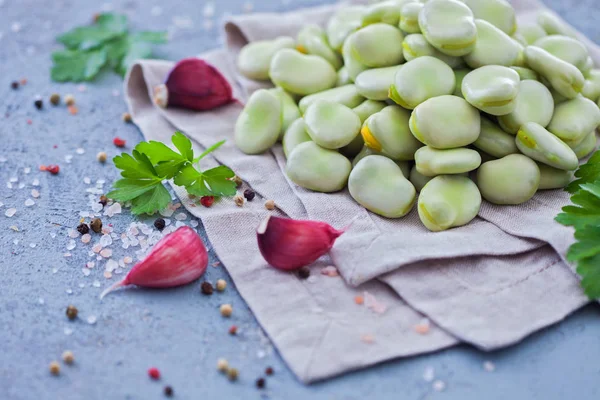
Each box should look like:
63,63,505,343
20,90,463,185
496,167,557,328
235,89,282,154
286,142,351,192
461,65,520,115
517,23,547,45
352,99,388,123
409,165,433,191
340,133,365,159
297,25,343,70
582,57,594,78
453,68,471,97
418,0,477,57
355,66,402,101
511,32,528,47
399,2,423,33
336,67,352,87
409,95,480,149
362,0,405,27
269,87,300,139
298,85,365,114
237,37,295,81
282,118,311,158
524,46,584,99
402,33,464,67
362,105,423,160
510,66,539,81
350,23,404,67
582,70,600,102
304,100,362,149
349,155,416,218
464,19,523,68
473,117,518,158
351,146,411,177
459,0,516,35
497,80,554,134
537,163,573,190
326,6,366,51
418,175,481,231
537,11,577,38
516,122,579,171
571,131,597,159
389,56,455,109
547,95,600,143
269,49,337,95
476,154,540,204
415,146,481,176
534,35,589,72
342,33,369,81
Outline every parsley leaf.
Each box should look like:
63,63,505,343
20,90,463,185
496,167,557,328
51,49,108,82
136,132,193,178
57,13,127,51
174,164,237,198
565,151,600,194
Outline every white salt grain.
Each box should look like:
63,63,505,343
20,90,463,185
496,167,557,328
31,189,40,198
203,1,215,17
76,148,85,154
65,155,73,163
11,22,21,32
190,220,198,228
81,234,91,243
6,182,12,189
175,212,187,221
87,315,97,325
68,229,80,238
93,280,101,288
24,167,31,174
123,256,133,264
483,361,496,372
66,240,76,250
82,268,91,276
38,298,45,305
24,199,35,207
92,244,102,253
106,259,118,272
29,243,36,248
160,207,174,217
433,380,446,392
100,234,113,247
423,366,435,382
105,203,122,217
84,177,91,184
66,289,73,294
64,327,73,336
100,248,113,258
5,208,16,217
32,178,40,186
86,261,95,269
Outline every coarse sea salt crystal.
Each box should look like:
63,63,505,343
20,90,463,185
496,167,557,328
104,271,112,279
100,248,113,258
24,167,31,174
66,240,76,250
66,288,73,294
76,148,85,154
86,261,95,269
78,283,85,288
91,202,103,212
175,221,186,228
82,268,91,276
106,259,118,272
68,229,79,238
433,380,446,392
92,280,101,287
9,225,18,231
160,207,174,217
24,199,35,207
81,234,91,243
190,220,198,228
29,243,36,248
52,267,58,273
175,212,187,221
100,234,112,247
483,361,496,372
123,256,133,264
423,366,435,382
5,208,16,217
84,177,91,184
32,178,40,186
18,183,25,189
105,203,121,217
6,182,12,189
203,1,214,17
65,154,73,163
0,202,3,207
9,177,17,183
31,189,40,198
64,327,73,336
38,298,45,305
92,243,102,253
87,315,97,325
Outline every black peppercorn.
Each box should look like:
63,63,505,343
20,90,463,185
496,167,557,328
66,305,78,320
10,81,19,90
201,281,214,295
298,267,310,279
265,366,274,376
99,195,108,206
243,189,256,201
256,377,266,389
34,99,43,110
154,218,166,231
163,386,174,397
90,218,103,233
77,223,90,235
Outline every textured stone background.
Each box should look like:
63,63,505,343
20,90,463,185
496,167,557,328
1,0,600,399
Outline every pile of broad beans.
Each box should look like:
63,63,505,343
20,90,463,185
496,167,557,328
234,0,600,232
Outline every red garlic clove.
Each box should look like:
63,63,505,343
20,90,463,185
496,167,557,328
256,215,348,271
154,58,234,111
100,226,208,299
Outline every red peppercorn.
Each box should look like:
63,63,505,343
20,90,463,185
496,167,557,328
265,367,274,376
113,137,126,148
229,325,238,335
46,165,60,175
148,367,161,380
200,196,214,208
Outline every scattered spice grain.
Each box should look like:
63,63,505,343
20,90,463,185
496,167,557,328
228,325,238,335
64,94,75,106
220,304,233,317
232,175,243,187
113,137,126,148
265,367,274,376
99,195,108,206
243,189,255,201
354,295,364,305
10,81,19,90
264,199,275,210
154,218,166,231
122,112,132,123
49,361,61,376
200,196,214,208
234,195,244,207
50,93,60,105
163,386,174,397
298,267,310,279
96,152,107,163
227,368,239,381
148,367,161,380
90,218,102,233
256,377,266,389
215,279,226,292
217,358,229,372
62,350,74,365
77,223,89,235
201,281,214,295
34,99,43,110
67,105,78,115
66,305,78,320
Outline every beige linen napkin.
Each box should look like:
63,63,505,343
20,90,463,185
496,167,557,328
124,0,594,382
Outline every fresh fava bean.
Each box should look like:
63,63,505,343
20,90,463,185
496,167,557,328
349,155,416,218
350,23,404,67
353,146,411,176
362,105,423,160
389,56,455,109
418,0,477,57
517,23,547,45
336,67,352,87
537,10,577,38
269,87,300,139
355,66,402,101
340,133,365,159
453,68,471,97
286,141,351,192
497,80,554,134
461,65,520,115
269,49,337,96
342,33,369,81
537,163,573,190
282,118,311,158
582,57,594,78
352,99,387,123
409,95,480,149
571,131,597,159
476,154,540,204
399,2,423,33
409,165,433,192
582,70,600,102
464,19,523,68
402,33,463,67
304,100,362,149
547,95,600,143
511,32,528,47
473,117,518,158
516,122,578,171
326,6,366,51
235,89,282,154
298,85,365,114
534,35,589,72
510,66,539,81
524,46,584,99
460,0,516,35
418,175,481,231
415,146,481,176
361,0,402,27
237,37,295,81
297,25,343,70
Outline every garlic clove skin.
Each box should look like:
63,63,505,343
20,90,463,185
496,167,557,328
256,215,346,270
153,58,234,111
100,226,208,299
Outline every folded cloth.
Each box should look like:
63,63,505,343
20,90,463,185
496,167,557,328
125,0,594,382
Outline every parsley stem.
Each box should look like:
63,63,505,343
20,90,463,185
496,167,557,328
193,140,226,164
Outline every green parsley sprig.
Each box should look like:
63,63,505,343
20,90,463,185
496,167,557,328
556,151,600,299
52,13,167,82
107,132,236,215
